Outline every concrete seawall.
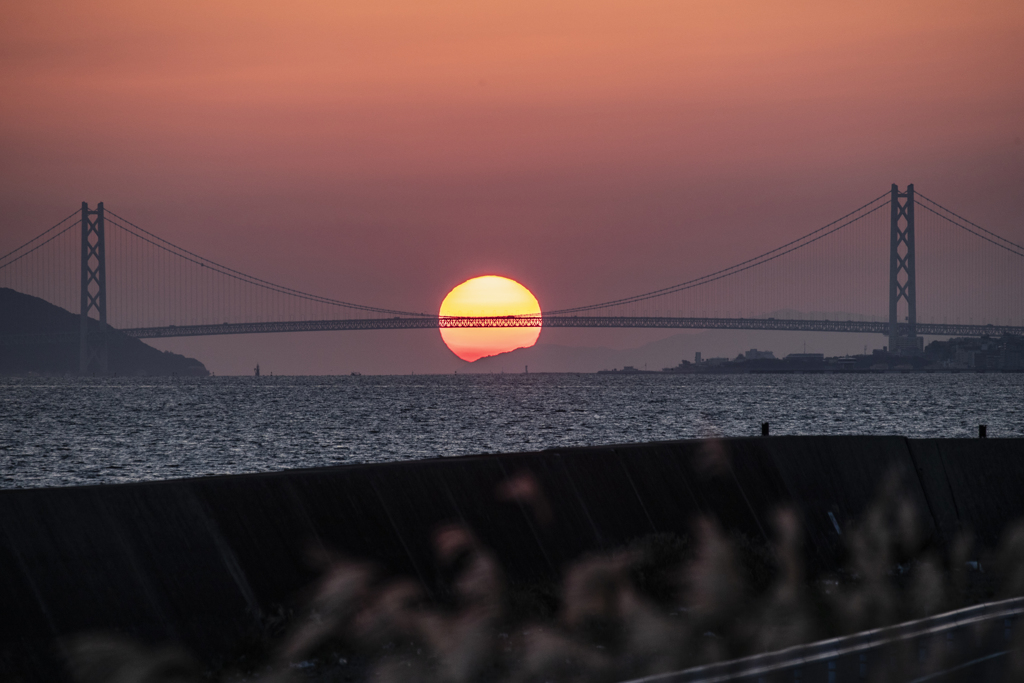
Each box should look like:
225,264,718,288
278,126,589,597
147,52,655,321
1,436,1022,677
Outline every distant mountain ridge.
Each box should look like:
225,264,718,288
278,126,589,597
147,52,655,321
0,288,208,376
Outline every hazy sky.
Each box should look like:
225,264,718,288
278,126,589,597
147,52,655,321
2,0,1022,374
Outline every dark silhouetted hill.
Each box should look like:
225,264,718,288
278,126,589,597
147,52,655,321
0,288,208,376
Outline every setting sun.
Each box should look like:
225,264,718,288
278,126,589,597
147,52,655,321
439,276,541,362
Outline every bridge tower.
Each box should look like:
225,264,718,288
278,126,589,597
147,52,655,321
888,184,921,354
80,202,108,375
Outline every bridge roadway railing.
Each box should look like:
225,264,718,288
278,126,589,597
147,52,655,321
3,317,1024,345
621,596,1024,683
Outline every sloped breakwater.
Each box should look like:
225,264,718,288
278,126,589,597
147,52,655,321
1,436,1023,679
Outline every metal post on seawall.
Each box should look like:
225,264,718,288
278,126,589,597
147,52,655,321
980,425,987,439
761,422,769,437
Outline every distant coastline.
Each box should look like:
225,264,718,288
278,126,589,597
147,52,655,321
597,365,1024,375
599,335,1024,375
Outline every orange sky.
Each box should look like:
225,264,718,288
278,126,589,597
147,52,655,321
2,1,1022,373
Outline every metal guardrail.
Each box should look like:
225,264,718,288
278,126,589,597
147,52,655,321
624,597,1024,683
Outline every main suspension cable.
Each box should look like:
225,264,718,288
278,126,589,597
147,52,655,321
105,211,427,316
917,193,1024,252
0,211,78,265
917,204,1024,259
0,221,78,272
547,192,889,315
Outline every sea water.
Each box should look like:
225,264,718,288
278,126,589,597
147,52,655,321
2,373,1022,489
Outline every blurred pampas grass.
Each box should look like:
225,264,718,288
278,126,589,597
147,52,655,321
64,470,1024,683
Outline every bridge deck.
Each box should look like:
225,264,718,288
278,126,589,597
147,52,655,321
3,316,1022,346
120,316,1024,339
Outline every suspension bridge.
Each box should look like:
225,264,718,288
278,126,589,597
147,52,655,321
2,184,1023,374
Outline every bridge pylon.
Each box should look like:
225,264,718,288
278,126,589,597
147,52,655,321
889,184,921,354
79,202,108,375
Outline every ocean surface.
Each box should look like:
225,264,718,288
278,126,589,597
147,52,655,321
2,373,1022,489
